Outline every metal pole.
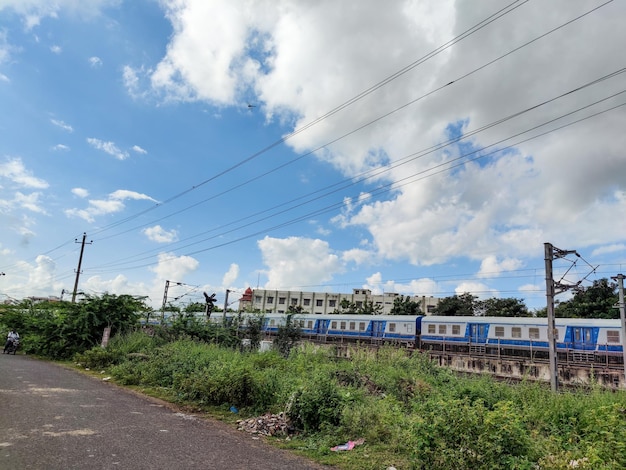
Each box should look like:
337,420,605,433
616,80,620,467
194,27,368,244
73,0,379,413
612,274,626,386
544,242,559,392
161,280,170,321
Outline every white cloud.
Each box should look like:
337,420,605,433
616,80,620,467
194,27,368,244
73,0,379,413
455,281,497,300
65,189,157,222
71,187,89,198
0,0,120,30
145,1,626,272
50,45,61,54
50,119,73,132
0,73,9,83
222,263,239,287
591,244,626,257
149,252,200,282
477,256,524,279
51,144,69,151
86,137,129,160
88,56,102,67
258,236,343,289
143,225,178,243
132,145,147,154
0,157,48,189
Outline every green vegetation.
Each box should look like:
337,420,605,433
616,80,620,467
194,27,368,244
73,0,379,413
77,337,626,470
3,294,626,469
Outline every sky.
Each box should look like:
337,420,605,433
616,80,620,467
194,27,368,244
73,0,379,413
0,0,625,312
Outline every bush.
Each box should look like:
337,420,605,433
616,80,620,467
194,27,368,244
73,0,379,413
286,372,343,433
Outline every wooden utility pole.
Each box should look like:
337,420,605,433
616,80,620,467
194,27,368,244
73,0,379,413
71,233,92,303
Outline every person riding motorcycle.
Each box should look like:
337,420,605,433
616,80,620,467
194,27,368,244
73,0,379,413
3,330,19,354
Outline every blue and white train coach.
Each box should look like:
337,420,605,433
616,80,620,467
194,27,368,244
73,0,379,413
418,316,625,364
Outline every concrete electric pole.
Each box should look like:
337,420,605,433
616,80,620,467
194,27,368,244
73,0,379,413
611,274,626,386
71,233,92,303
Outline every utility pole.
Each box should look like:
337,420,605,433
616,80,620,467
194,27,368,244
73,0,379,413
71,233,92,303
544,242,580,392
223,289,230,318
161,280,171,321
611,274,626,386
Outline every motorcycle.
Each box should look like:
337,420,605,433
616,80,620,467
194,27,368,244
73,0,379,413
3,338,19,355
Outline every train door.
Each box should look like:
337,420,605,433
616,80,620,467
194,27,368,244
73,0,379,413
371,321,386,338
469,323,488,344
572,327,593,350
316,320,330,335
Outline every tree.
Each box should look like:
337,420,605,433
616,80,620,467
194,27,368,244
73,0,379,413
390,295,421,315
478,298,530,317
273,313,301,357
433,293,478,316
554,278,619,319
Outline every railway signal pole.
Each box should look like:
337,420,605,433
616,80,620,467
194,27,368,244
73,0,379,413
611,274,626,385
544,243,580,392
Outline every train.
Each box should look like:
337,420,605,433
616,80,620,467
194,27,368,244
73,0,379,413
239,313,626,366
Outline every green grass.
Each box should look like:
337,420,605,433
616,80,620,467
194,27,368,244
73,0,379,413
74,334,626,470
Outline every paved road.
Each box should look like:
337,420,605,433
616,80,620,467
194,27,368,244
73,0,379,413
0,354,331,470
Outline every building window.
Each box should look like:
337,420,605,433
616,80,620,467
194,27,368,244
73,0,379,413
278,310,284,314
316,299,323,307
291,298,298,306
328,299,336,307
607,330,620,343
512,327,521,338
438,324,447,335
278,297,286,304
428,324,436,334
389,323,396,332
529,328,540,340
452,325,460,335
427,305,436,313
254,296,262,303
355,301,362,308
359,322,366,331
267,296,274,304
303,299,310,306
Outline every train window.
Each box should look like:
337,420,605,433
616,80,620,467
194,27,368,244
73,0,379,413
306,320,313,328
574,329,581,342
331,321,337,329
299,320,305,327
585,329,592,342
269,319,276,326
495,326,505,337
359,322,366,331
340,321,346,330
267,296,274,304
607,331,620,343
512,327,521,338
389,323,396,332
452,325,460,335
349,322,355,330
529,328,540,340
428,324,436,334
279,297,286,304
438,325,447,334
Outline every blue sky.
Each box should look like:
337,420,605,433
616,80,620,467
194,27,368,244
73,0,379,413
1,0,625,311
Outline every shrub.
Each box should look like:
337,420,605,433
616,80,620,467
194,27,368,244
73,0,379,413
286,372,343,433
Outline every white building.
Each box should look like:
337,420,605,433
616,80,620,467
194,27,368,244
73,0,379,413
239,287,439,315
